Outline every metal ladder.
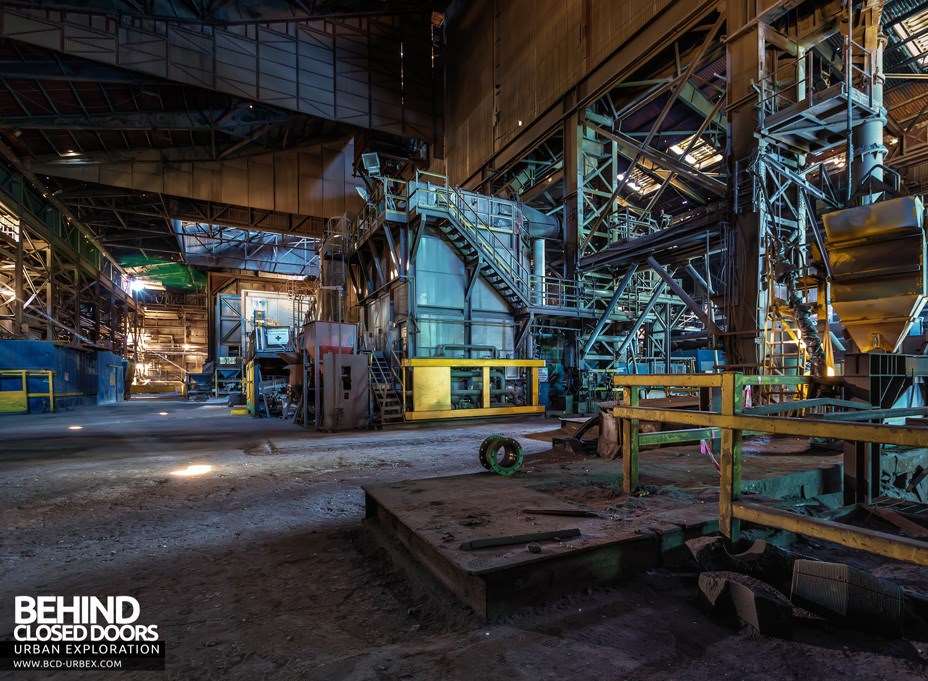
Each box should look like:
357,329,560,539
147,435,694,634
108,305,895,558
369,353,404,425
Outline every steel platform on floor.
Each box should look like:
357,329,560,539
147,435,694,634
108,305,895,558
363,446,843,618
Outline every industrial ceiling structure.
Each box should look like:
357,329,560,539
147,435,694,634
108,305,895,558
0,0,438,267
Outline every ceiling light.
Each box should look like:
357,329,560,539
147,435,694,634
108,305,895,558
68,425,83,430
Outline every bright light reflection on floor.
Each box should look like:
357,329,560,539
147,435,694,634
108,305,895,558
170,464,212,477
68,425,83,430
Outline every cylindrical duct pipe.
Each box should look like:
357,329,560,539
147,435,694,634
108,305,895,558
852,34,887,205
533,237,545,306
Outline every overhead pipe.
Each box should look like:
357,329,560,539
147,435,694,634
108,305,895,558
685,262,714,296
533,238,545,306
851,8,887,206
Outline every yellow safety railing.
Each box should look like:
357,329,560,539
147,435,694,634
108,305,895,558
0,370,55,414
402,358,545,421
613,373,928,567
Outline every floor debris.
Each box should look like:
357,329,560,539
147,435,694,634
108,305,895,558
698,571,793,636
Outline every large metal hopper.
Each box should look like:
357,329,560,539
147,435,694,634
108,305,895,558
822,196,927,353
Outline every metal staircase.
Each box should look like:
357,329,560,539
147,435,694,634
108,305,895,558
421,185,532,310
369,353,404,425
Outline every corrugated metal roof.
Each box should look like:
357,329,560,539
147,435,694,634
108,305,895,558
885,80,928,122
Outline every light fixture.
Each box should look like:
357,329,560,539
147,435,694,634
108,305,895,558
68,425,83,430
158,411,169,416
361,153,381,177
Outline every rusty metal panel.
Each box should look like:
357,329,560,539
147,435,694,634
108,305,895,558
274,151,300,215
589,0,671,66
298,146,325,217
495,0,536,149
31,140,360,224
444,0,689,185
191,162,217,201
219,158,248,207
248,154,275,211
534,0,584,117
322,141,349,216
445,1,495,184
164,162,194,198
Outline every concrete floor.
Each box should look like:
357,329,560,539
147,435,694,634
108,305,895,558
2,399,928,680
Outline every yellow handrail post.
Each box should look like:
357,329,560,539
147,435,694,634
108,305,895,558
719,373,743,541
47,370,55,412
621,385,640,494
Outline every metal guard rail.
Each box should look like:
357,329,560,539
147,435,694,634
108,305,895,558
0,369,55,414
613,373,928,567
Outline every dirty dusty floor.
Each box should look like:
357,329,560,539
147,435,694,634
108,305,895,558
2,399,927,680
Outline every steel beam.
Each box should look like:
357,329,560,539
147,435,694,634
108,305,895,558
685,262,714,295
615,281,668,357
0,107,283,133
646,256,719,337
581,264,638,357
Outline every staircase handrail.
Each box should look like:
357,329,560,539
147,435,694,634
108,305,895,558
435,185,532,302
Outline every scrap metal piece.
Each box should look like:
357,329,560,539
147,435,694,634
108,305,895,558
521,508,601,518
478,435,525,476
459,528,581,551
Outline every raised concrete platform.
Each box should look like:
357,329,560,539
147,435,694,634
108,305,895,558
364,441,843,618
